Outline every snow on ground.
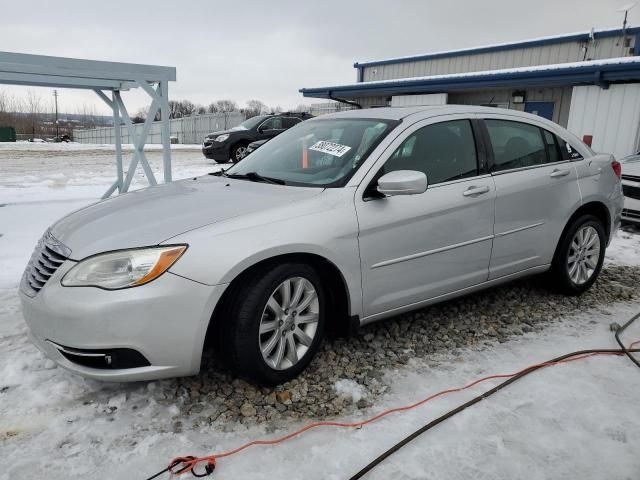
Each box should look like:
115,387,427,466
607,225,640,267
1,144,640,480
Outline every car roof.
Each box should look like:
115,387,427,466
314,105,548,122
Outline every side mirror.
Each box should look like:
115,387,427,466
377,170,428,196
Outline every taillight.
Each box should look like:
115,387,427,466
611,160,622,178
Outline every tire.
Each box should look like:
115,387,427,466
549,214,606,295
230,143,249,163
218,263,326,385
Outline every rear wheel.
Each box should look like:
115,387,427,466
219,263,325,385
549,214,606,295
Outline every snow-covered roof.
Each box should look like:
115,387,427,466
301,56,640,99
354,26,640,68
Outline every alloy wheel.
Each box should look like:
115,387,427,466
234,146,247,162
567,225,601,285
259,277,319,370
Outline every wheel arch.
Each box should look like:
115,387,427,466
553,201,611,262
203,252,357,355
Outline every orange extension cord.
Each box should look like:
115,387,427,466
157,339,640,478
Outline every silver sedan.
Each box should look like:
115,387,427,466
20,106,623,385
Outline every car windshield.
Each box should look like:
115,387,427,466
225,118,398,187
231,116,268,131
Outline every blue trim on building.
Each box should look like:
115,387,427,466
300,61,640,99
634,32,640,56
353,27,640,69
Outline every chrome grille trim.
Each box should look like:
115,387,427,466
21,230,71,297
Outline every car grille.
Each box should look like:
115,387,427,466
622,208,640,221
21,230,71,297
622,183,640,201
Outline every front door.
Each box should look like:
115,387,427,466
355,117,496,319
524,101,555,121
257,117,286,140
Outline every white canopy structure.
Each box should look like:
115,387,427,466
0,52,177,198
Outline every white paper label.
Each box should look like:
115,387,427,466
309,140,352,157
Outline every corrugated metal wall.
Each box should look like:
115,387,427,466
362,35,634,82
448,86,573,127
73,112,245,144
567,84,640,159
391,93,448,106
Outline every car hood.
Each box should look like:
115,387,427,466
51,176,323,259
207,128,243,138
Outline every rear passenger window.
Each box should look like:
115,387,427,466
556,136,584,160
282,117,301,128
486,120,546,172
543,130,562,163
382,120,478,185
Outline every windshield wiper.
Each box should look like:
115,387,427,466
225,171,286,185
209,168,230,177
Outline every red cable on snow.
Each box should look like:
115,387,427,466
164,342,640,477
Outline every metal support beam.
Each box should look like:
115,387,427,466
0,51,175,199
112,91,124,193
95,89,124,199
159,80,172,182
114,91,158,192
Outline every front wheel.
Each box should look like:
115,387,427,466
549,214,606,295
219,263,326,385
230,143,248,163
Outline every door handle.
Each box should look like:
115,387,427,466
462,185,490,197
550,169,570,178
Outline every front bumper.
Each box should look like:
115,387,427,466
202,141,231,161
19,261,227,381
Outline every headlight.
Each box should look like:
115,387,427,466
215,134,230,142
61,245,187,289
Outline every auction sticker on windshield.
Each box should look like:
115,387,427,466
309,140,352,157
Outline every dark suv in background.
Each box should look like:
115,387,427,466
202,112,313,163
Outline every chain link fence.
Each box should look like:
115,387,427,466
73,111,246,145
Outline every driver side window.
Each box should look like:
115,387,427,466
382,120,479,185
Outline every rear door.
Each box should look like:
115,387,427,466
481,116,581,279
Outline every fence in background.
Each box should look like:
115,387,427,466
73,111,246,145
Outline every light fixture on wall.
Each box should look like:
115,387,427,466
512,90,526,104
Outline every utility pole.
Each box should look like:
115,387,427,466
618,3,637,56
53,89,59,138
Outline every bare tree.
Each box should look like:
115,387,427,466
25,90,44,138
216,99,238,113
244,99,268,118
131,107,147,124
168,99,198,118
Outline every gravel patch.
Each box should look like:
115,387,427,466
151,265,640,430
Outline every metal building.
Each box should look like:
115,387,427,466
300,26,640,159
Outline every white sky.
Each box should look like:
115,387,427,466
0,0,637,115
